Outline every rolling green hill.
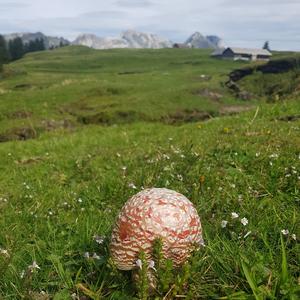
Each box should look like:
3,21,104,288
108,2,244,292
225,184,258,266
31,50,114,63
0,47,299,299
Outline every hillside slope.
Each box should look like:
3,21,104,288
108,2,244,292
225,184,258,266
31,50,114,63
0,47,299,299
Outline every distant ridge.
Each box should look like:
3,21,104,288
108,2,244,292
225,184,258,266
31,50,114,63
184,32,223,49
73,30,173,49
3,32,70,49
2,30,224,50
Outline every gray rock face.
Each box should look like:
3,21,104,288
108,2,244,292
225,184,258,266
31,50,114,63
73,30,172,49
206,35,224,49
185,32,223,49
73,34,128,49
4,32,70,49
121,30,172,48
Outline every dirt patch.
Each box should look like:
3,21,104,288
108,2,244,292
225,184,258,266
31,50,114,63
77,110,149,125
220,105,253,115
8,110,32,119
118,70,146,75
15,156,45,165
13,83,32,90
193,88,223,101
163,109,212,124
277,114,300,122
41,119,73,131
0,127,37,142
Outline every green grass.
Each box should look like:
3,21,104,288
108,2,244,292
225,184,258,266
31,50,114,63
0,47,299,299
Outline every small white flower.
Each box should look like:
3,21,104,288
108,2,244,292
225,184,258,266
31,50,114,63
121,166,127,170
285,174,291,178
148,260,156,271
20,270,25,278
269,153,278,159
177,174,183,181
281,229,289,235
136,259,142,269
93,235,104,244
218,187,223,191
71,293,78,300
231,212,239,219
28,261,40,271
0,248,9,257
92,253,101,260
255,152,260,157
241,217,248,226
291,234,297,240
83,252,90,258
128,183,137,189
221,220,228,228
78,198,83,203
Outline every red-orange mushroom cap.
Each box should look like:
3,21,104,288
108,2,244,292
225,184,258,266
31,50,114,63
110,188,203,270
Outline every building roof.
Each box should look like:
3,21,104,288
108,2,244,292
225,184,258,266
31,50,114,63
227,47,272,56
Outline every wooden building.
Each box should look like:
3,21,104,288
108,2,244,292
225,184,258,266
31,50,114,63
212,47,272,61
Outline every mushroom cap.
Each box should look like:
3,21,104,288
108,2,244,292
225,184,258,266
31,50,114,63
110,188,203,270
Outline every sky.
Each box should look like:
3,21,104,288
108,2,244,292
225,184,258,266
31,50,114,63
0,0,299,50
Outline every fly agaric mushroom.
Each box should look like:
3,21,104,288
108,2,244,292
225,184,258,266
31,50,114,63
110,188,203,271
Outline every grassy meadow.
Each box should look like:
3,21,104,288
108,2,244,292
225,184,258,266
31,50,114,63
0,47,299,299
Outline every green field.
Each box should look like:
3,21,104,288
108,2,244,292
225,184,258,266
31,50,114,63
0,47,299,299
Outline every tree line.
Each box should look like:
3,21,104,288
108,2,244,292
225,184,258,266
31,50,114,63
0,34,66,72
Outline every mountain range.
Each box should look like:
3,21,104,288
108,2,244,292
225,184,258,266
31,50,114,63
3,30,223,50
4,32,69,49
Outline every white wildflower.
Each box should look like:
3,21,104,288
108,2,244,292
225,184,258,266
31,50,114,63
221,220,228,228
0,248,9,257
148,260,156,271
136,259,142,269
92,253,101,260
121,166,127,171
83,252,90,258
78,198,83,203
255,152,260,157
291,234,297,240
20,270,25,278
269,153,278,159
177,174,183,181
28,261,40,271
231,212,239,219
93,235,104,244
128,183,137,189
241,217,248,226
281,229,289,235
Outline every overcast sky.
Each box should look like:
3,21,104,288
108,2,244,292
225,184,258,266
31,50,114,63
0,0,299,50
